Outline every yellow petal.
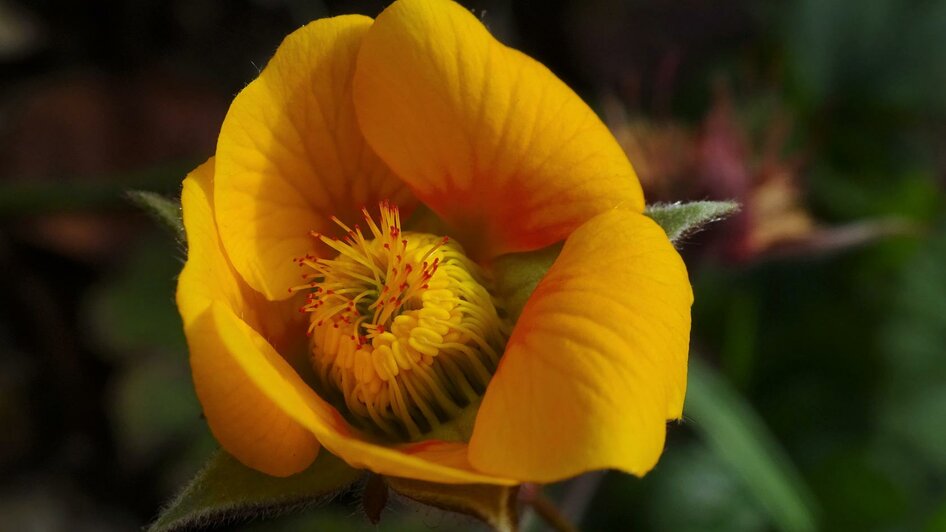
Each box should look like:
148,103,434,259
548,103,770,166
188,304,321,477
190,300,516,485
214,15,413,301
338,439,517,486
469,210,692,482
177,158,247,328
353,0,643,259
177,158,295,350
178,160,317,476
180,161,513,484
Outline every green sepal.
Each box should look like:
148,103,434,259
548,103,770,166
646,200,740,243
148,450,363,532
490,201,737,324
423,396,482,443
491,243,562,323
127,190,186,243
385,476,520,532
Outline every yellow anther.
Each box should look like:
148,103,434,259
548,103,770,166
296,203,507,440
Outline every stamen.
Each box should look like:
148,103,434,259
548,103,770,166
296,202,507,441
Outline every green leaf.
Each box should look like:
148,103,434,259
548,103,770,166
128,190,185,243
385,476,520,532
149,450,363,532
685,357,819,532
646,201,740,242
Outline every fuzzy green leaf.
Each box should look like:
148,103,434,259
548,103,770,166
386,476,520,532
149,450,362,532
127,190,185,243
646,200,740,242
686,358,819,532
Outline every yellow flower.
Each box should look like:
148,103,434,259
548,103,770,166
176,0,692,486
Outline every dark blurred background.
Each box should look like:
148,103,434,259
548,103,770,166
1,0,944,530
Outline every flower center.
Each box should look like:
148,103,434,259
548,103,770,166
292,203,507,441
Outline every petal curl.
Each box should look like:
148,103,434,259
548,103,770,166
188,304,321,476
214,15,413,301
469,210,692,482
178,160,318,476
177,159,244,329
353,0,643,259
192,301,517,485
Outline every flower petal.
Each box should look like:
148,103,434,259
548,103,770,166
178,160,318,476
180,160,509,483
177,159,298,353
353,0,643,259
214,15,413,301
469,210,692,482
193,301,517,485
188,304,321,477
341,440,517,486
177,159,244,329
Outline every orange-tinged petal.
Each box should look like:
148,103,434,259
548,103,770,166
469,210,692,482
353,0,643,259
177,158,296,351
177,159,243,329
192,301,518,484
331,439,517,487
178,160,318,476
181,160,510,483
180,162,513,484
188,304,320,477
191,299,517,485
214,15,413,301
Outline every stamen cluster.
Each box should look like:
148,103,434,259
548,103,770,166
292,203,507,440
